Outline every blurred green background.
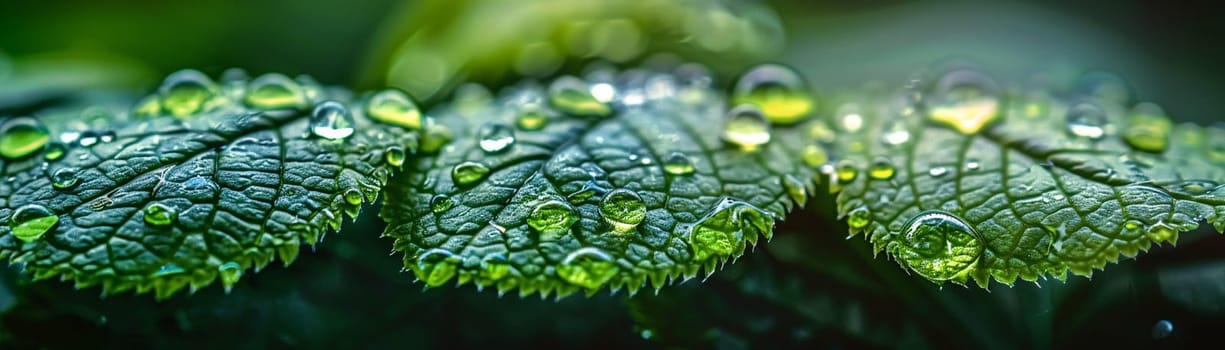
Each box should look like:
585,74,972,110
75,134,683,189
1,0,1224,348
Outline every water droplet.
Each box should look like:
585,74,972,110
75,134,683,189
343,188,364,206
43,142,67,161
782,175,808,207
217,262,243,291
847,206,871,230
366,89,422,130
9,204,57,242
451,162,490,186
244,73,308,110
515,103,549,131
143,202,177,227
721,105,771,150
77,131,102,147
49,167,79,189
732,64,814,124
557,247,619,290
881,120,912,146
0,116,50,159
419,119,454,153
415,249,460,287
868,158,896,180
549,76,611,117
477,122,515,153
528,200,577,239
926,69,1001,135
836,160,858,184
159,69,216,117
599,189,647,232
964,161,981,172
430,194,454,214
836,104,865,132
892,210,983,282
1123,102,1171,153
1066,101,1107,140
662,152,694,176
688,199,773,261
309,101,356,140
801,145,828,168
1152,320,1174,340
385,146,406,167
929,167,949,177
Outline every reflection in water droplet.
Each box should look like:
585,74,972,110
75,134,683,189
366,89,422,130
9,204,58,242
143,202,178,227
385,146,406,167
663,152,694,176
721,105,771,150
0,116,50,159
868,158,897,180
929,167,949,177
451,162,490,186
836,160,858,184
309,101,356,140
515,103,549,131
926,69,1001,135
415,248,460,287
847,206,871,230
528,200,577,240
1123,102,1171,153
599,189,647,232
343,188,364,206
1066,101,1107,140
43,142,67,161
477,123,515,153
891,210,983,282
549,76,611,116
159,69,216,117
732,64,814,124
217,262,243,292
430,194,454,214
50,167,79,189
244,73,308,110
557,247,619,290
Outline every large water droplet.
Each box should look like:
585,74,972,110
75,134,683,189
1123,102,1171,153
556,247,619,290
9,204,58,242
891,210,983,282
477,122,515,153
451,162,490,186
528,200,577,240
366,89,422,130
415,249,460,287
343,188,364,206
0,117,50,159
244,73,308,110
868,158,896,180
732,64,814,125
49,167,79,189
926,69,1001,135
143,202,178,227
159,69,216,117
385,146,406,167
309,101,356,140
549,76,611,117
687,199,773,262
1066,101,1107,140
663,152,694,176
836,160,858,184
217,262,243,292
599,189,646,232
721,105,771,150
430,194,454,214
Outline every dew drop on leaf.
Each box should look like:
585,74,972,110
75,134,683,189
721,105,771,150
217,262,243,292
343,188,364,206
881,119,912,146
868,158,896,180
662,152,695,176
548,76,611,117
477,122,515,153
836,160,858,184
847,206,871,230
836,104,865,132
450,161,490,186
732,64,813,125
1065,101,1108,140
415,248,460,287
926,69,1001,135
9,204,58,243
892,210,984,282
159,69,216,117
528,200,577,240
49,167,79,189
556,247,619,290
309,101,356,140
928,167,949,177
1122,102,1171,153
0,116,50,159
515,103,548,131
599,189,647,232
43,142,66,161
244,73,308,110
142,202,178,227
365,89,422,130
384,146,406,167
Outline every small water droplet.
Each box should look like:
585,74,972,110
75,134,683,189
43,142,67,161
836,104,865,132
1152,319,1173,340
732,64,813,124
926,69,1001,135
847,206,871,230
366,89,422,130
9,204,58,242
450,162,490,186
515,103,549,131
1123,102,1171,153
415,248,460,287
663,152,695,176
721,105,772,150
528,200,577,240
836,160,858,184
892,210,983,282
928,167,949,177
159,69,216,117
881,120,912,146
964,161,981,172
430,194,454,214
309,101,356,140
343,188,364,206
49,167,79,189
385,146,406,167
0,116,50,159
549,76,611,117
868,158,896,180
477,122,515,153
557,247,619,289
143,202,177,227
244,73,308,110
217,262,243,292
599,189,647,232
1065,101,1107,140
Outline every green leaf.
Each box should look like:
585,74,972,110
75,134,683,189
828,67,1225,286
0,69,417,299
380,66,818,297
